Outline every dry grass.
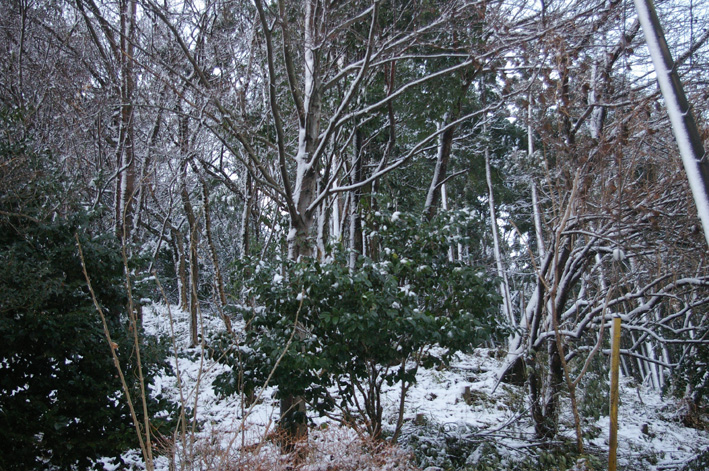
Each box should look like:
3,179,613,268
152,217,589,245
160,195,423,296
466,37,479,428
159,425,419,471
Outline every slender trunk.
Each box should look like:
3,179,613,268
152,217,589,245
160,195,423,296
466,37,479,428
115,0,137,241
485,143,514,326
316,182,330,260
628,257,663,390
645,342,660,389
178,113,199,346
528,99,546,258
551,287,585,453
331,194,342,242
187,214,199,347
135,89,166,241
423,75,471,221
170,228,189,310
279,395,307,449
181,173,199,347
239,172,254,259
349,128,364,271
196,169,232,333
442,184,457,262
424,115,455,221
392,358,412,443
532,340,563,440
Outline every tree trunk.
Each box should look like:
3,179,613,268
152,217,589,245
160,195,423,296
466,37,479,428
170,228,189,311
279,394,307,449
114,0,137,241
485,137,514,326
181,175,200,347
423,74,471,221
349,128,364,270
530,341,564,440
424,116,455,221
279,0,325,442
239,172,254,259
179,113,200,347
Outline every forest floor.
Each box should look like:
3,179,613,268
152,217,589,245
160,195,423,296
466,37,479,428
101,303,709,471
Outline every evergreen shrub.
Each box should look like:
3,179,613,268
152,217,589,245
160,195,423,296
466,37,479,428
0,109,170,470
213,209,500,438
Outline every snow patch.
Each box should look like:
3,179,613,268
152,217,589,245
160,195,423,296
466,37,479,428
108,304,709,471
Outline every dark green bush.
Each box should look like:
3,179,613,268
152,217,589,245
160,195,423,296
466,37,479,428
0,109,170,470
214,210,500,438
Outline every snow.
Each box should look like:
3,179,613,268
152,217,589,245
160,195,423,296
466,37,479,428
589,376,705,468
108,303,709,470
612,247,625,262
287,227,298,243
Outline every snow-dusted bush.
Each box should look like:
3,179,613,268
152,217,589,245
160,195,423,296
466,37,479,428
214,210,500,439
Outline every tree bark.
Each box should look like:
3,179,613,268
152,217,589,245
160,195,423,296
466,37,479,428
423,73,471,221
485,133,514,326
179,114,200,347
181,166,200,347
170,227,189,311
349,128,364,271
114,0,137,241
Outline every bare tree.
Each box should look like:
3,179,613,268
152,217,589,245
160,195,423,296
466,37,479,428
495,0,709,446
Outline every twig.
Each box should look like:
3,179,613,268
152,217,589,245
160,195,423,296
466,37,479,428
120,232,154,466
220,291,306,468
75,234,154,471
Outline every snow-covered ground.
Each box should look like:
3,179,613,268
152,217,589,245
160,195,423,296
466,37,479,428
102,303,709,470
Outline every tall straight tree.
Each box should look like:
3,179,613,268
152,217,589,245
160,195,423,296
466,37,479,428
115,0,138,240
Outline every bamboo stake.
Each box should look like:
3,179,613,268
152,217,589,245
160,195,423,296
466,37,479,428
609,317,622,471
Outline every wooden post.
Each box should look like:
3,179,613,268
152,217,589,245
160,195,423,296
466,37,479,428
414,413,426,425
609,317,622,471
